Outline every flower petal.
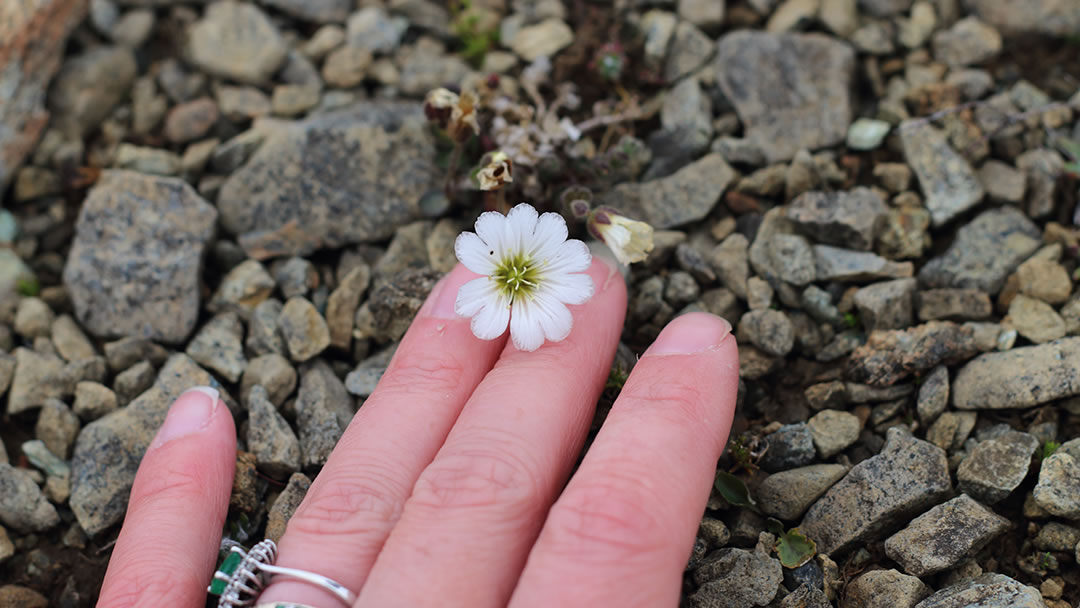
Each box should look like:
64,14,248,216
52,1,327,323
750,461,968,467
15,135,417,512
470,293,511,341
474,210,510,258
530,293,573,342
543,238,592,274
528,212,569,262
509,298,546,352
505,203,539,253
541,272,594,306
455,232,497,275
455,277,497,317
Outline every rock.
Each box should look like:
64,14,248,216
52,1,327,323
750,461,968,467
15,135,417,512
760,423,816,473
977,160,1025,204
787,188,888,251
737,310,794,357
241,354,296,406
1033,438,1080,518
35,399,80,459
884,494,1008,577
113,361,156,406
665,21,714,82
247,299,286,356
917,289,993,321
296,360,354,469
14,297,53,339
246,385,300,478
1033,522,1080,552
714,31,854,163
113,143,182,175
745,277,773,310
899,121,984,227
259,0,350,23
766,0,820,33
1017,149,1064,220
661,78,714,140
346,7,407,54
846,118,891,150
397,37,471,97
964,0,1080,37
807,410,860,459
854,279,916,331
1016,258,1071,305
1005,295,1066,344
0,585,48,608
931,16,1002,67
73,381,118,421
185,313,247,382
185,1,288,84
799,428,952,556
843,569,931,608
953,336,1080,410
690,543,783,608
70,355,227,535
265,472,311,543
918,207,1040,294
0,525,12,563
326,264,371,350
272,257,317,299
709,234,749,299
48,316,92,363
209,259,275,319
103,337,169,372
510,18,573,61
271,85,320,117
814,246,913,282
600,154,735,230
916,365,948,424
216,86,272,123
279,297,330,363
355,269,440,343
48,46,137,137
912,574,1043,608
748,209,817,286
957,430,1039,504
0,464,60,533
641,10,677,72
164,97,219,144
7,348,75,415
678,0,725,28
322,45,372,88
858,0,911,16
218,102,440,258
0,0,86,192
877,204,931,260
345,366,384,398
757,464,848,521
848,322,976,387
63,171,217,343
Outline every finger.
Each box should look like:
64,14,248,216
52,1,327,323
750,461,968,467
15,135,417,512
259,264,507,607
509,312,738,608
97,387,236,608
357,257,626,608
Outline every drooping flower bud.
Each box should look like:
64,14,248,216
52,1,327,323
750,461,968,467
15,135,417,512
587,206,655,265
447,90,480,143
560,185,593,221
424,88,458,127
476,150,513,191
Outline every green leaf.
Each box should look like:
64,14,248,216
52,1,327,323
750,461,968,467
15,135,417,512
714,471,756,509
775,527,817,569
1054,135,1080,161
765,517,785,536
15,274,39,297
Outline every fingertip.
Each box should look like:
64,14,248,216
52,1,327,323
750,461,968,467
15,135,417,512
643,312,734,357
421,264,484,320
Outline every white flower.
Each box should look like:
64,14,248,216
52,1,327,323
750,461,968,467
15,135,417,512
587,207,654,265
454,203,594,351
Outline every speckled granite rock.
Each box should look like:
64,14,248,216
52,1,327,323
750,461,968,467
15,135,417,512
953,338,1080,410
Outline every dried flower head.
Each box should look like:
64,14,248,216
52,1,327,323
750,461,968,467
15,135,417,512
424,87,459,126
455,203,594,351
587,206,655,265
476,150,513,191
448,90,480,142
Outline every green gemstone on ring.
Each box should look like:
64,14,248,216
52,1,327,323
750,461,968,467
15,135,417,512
209,550,244,595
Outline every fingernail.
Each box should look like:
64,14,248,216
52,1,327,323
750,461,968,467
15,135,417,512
153,386,219,447
644,312,732,356
426,274,460,319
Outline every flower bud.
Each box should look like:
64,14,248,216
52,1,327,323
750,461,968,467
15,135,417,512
424,88,458,127
560,185,593,220
447,90,480,143
587,206,655,265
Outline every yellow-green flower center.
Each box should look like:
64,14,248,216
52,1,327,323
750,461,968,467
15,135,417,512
493,251,541,301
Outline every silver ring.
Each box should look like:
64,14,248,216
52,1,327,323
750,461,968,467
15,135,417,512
209,539,358,607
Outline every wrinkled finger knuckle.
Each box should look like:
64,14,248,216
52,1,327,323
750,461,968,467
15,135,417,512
410,439,543,515
377,353,467,399
128,464,210,514
545,472,667,562
618,376,707,424
289,467,404,538
100,564,192,608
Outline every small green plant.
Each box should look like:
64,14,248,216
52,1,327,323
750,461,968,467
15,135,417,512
727,434,758,473
714,471,756,509
842,312,860,329
15,274,39,297
605,362,629,393
1038,551,1056,571
766,518,818,568
1042,441,1061,459
451,0,499,67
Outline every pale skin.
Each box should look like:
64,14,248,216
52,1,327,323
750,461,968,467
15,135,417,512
97,257,740,608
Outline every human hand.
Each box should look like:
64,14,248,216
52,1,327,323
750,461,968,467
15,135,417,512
97,257,739,608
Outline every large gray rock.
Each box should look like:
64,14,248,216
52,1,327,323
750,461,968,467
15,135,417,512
63,171,217,344
899,121,984,227
6,348,77,415
847,322,978,387
0,0,86,193
185,1,288,84
0,464,60,533
690,542,783,608
962,0,1080,37
799,428,952,556
953,338,1080,410
786,188,888,251
1033,438,1080,519
47,45,137,137
884,494,1009,577
218,102,441,258
600,154,735,230
70,355,228,535
843,569,931,608
757,464,848,521
912,574,1043,608
296,360,354,469
918,207,1040,294
714,31,854,163
748,209,817,286
957,431,1039,503
854,278,916,331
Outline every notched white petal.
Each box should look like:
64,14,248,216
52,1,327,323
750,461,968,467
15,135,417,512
529,212,569,261
509,299,545,352
470,297,511,341
543,273,594,306
544,238,592,274
455,277,496,317
531,294,573,342
505,203,539,251
474,211,509,257
455,232,497,275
